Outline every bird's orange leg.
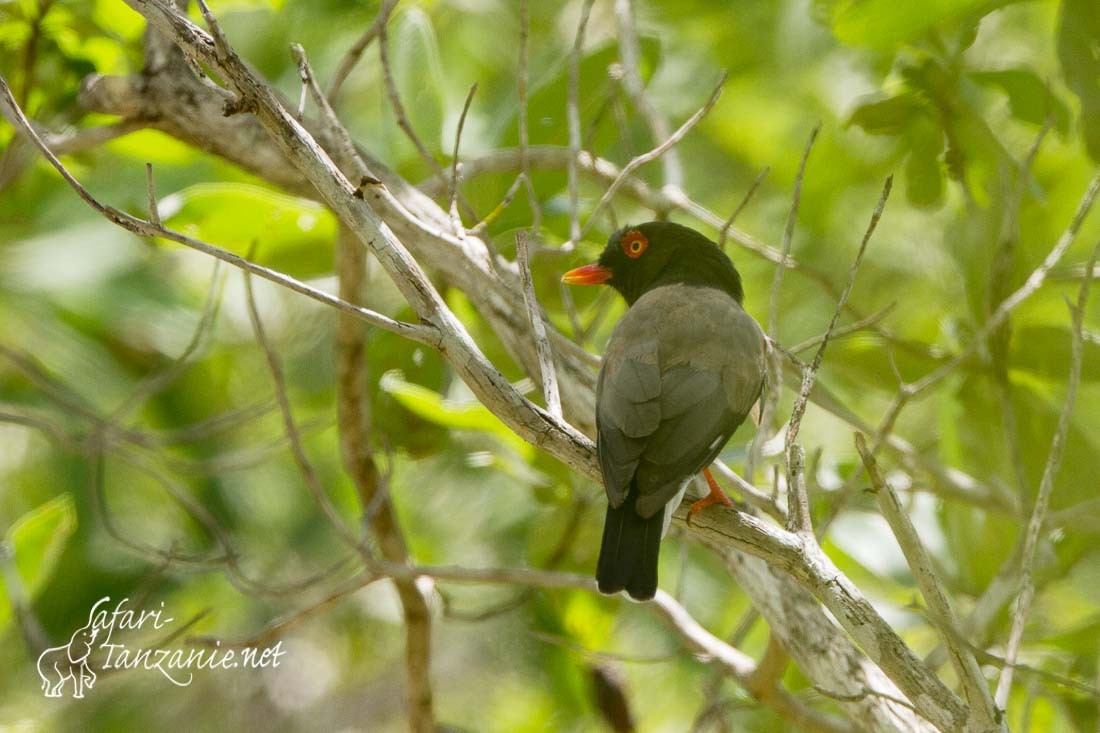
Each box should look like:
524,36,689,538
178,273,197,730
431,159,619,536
688,468,734,523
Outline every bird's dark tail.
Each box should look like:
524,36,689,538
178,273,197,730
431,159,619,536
596,481,662,601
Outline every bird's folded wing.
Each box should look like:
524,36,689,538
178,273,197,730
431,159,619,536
596,334,660,508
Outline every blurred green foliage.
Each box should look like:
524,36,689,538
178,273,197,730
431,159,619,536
1,0,1099,731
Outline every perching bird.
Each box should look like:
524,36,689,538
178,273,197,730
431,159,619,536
562,222,767,601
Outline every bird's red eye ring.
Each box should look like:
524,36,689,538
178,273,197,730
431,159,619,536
621,230,648,259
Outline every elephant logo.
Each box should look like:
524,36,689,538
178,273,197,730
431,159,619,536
37,597,108,699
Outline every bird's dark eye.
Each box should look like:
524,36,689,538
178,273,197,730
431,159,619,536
621,230,648,259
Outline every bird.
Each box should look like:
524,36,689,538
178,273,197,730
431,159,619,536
562,221,767,601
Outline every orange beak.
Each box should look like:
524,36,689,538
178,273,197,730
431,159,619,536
561,263,613,285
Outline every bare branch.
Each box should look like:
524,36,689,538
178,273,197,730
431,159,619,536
145,162,161,227
568,0,596,243
448,82,478,235
785,175,892,495
856,433,1001,731
680,502,966,732
710,459,787,523
517,0,542,236
378,10,446,182
107,260,225,425
422,145,788,265
723,550,940,733
242,264,366,555
0,73,438,347
516,230,562,418
469,172,524,235
613,0,682,190
327,0,398,104
769,123,820,339
11,8,1018,728
994,230,1100,708
787,301,896,354
908,173,1100,398
333,225,437,733
578,72,727,242
190,574,379,649
750,124,819,487
785,444,813,534
718,166,770,251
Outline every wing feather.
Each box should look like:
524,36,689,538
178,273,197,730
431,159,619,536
596,285,766,518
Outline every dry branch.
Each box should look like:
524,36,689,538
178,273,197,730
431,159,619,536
994,229,1100,708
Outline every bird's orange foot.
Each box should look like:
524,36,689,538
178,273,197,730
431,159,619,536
687,468,735,525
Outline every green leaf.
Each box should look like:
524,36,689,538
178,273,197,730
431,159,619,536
847,93,928,135
819,0,990,50
160,183,336,276
380,370,533,459
1058,0,1100,162
968,69,1071,133
0,494,78,631
905,118,946,208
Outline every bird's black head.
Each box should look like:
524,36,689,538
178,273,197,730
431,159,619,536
562,221,744,306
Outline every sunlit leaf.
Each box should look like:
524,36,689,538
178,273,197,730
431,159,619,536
380,370,533,458
847,93,927,135
969,68,1071,133
905,118,946,208
160,183,336,275
1058,0,1100,162
818,0,989,50
0,494,77,631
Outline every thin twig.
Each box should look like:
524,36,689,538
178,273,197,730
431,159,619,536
815,171,1100,537
517,0,542,237
578,72,728,242
787,176,892,448
558,279,584,343
710,459,787,522
469,172,524,235
416,144,788,265
0,72,437,347
613,0,682,189
107,261,226,424
190,574,379,648
987,118,1053,497
17,10,983,726
375,5,476,223
516,230,562,418
787,301,896,354
378,15,445,180
856,432,1000,730
448,83,478,236
242,264,367,556
785,444,812,534
718,166,770,250
769,123,820,339
291,43,488,270
909,173,1100,398
326,0,399,104
749,124,819,487
568,0,597,243
295,53,308,120
145,162,161,227
994,231,1100,709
